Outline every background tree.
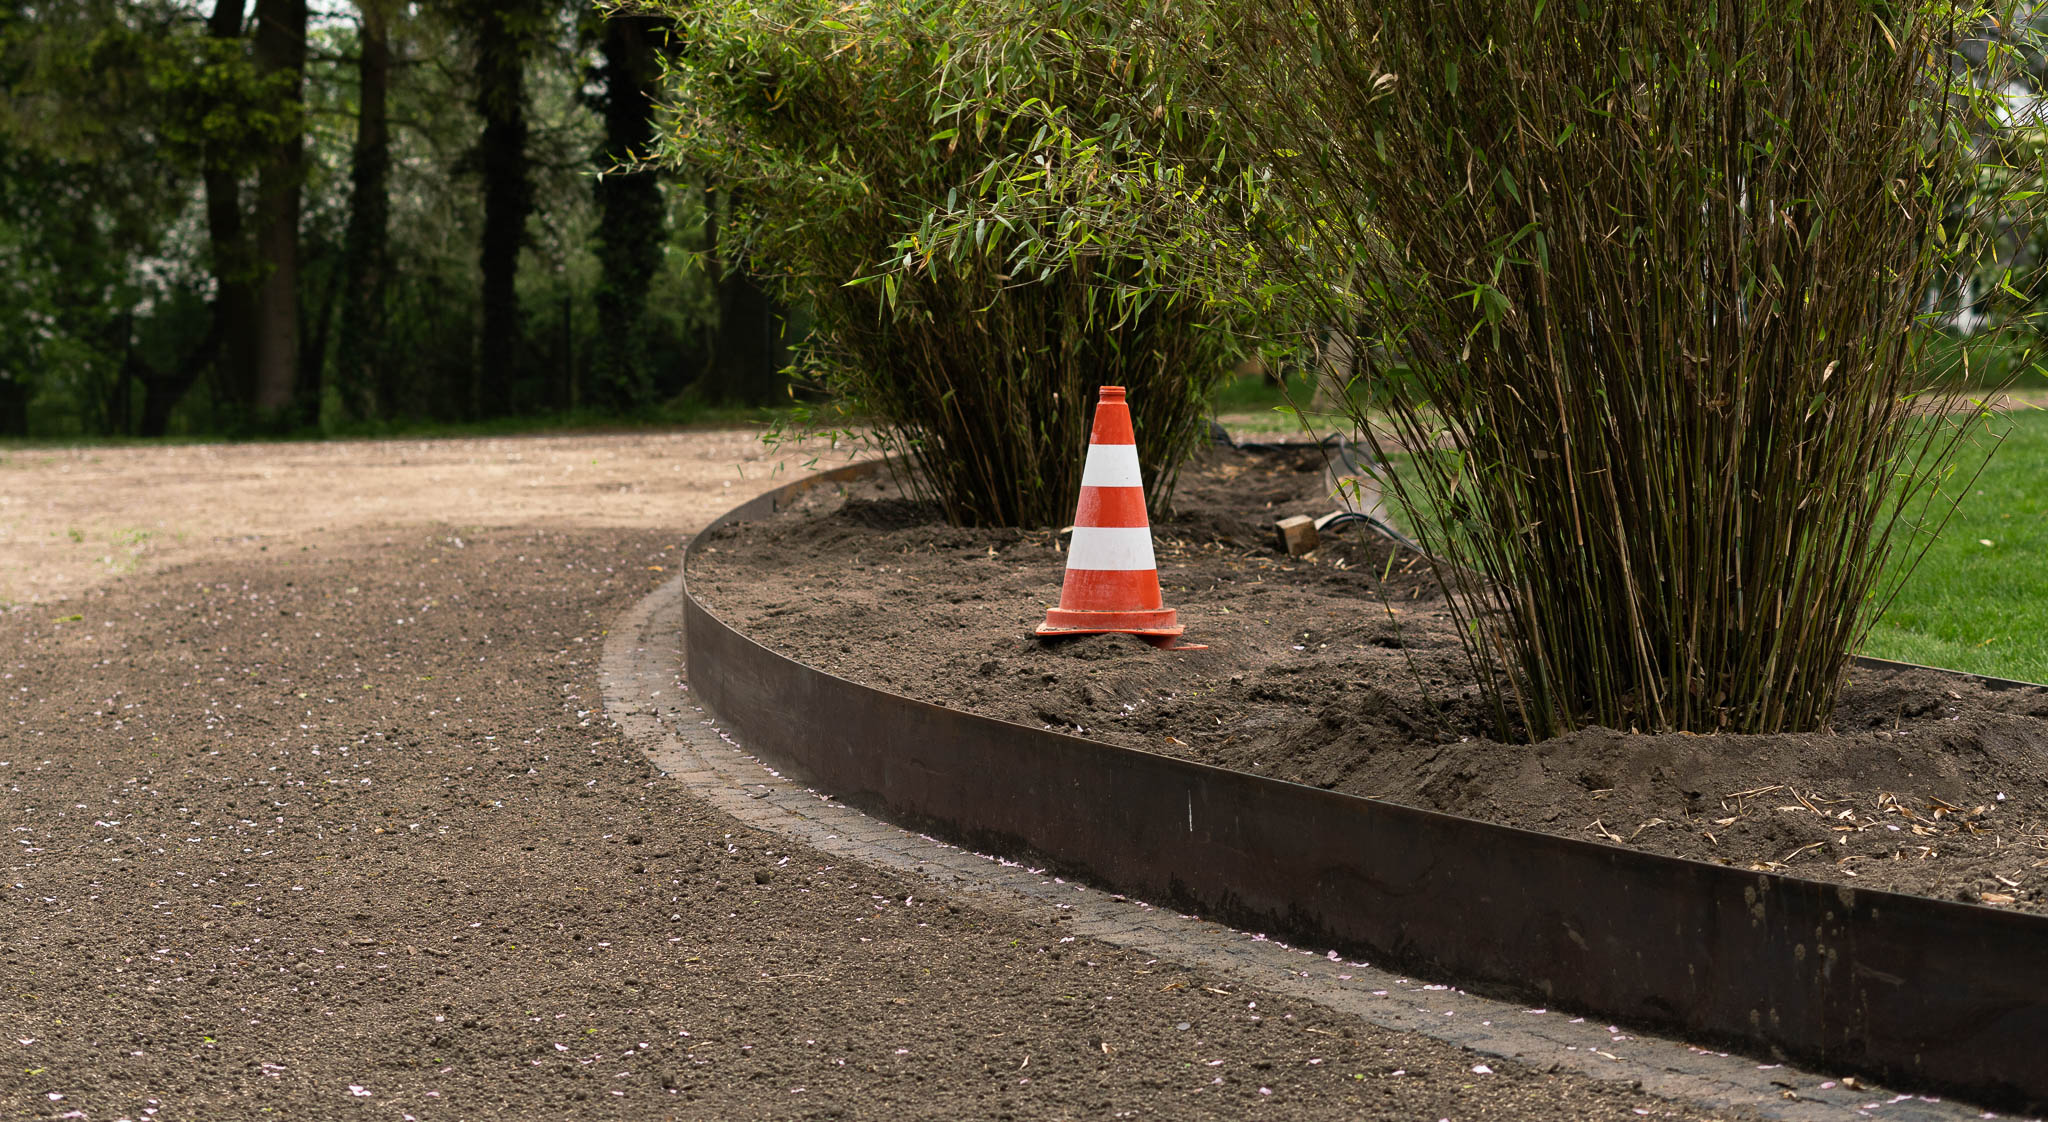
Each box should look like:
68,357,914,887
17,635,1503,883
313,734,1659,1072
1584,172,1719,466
702,186,787,408
199,0,259,423
0,0,224,434
467,0,542,418
249,0,306,421
587,7,666,412
334,0,392,423
0,0,1111,438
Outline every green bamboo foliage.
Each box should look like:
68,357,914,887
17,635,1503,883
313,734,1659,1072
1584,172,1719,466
649,0,1237,527
1147,0,2048,737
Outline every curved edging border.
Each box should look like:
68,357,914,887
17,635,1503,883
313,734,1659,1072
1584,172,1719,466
683,458,2048,1113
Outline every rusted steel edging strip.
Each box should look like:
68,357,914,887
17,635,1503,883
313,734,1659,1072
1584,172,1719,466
1852,654,2048,694
683,458,2048,1112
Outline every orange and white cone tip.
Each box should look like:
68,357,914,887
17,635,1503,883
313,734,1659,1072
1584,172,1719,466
1036,386,1186,643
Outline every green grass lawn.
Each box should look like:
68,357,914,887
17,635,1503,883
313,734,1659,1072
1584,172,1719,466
1206,368,1396,434
1206,369,1329,436
1315,389,2048,686
1864,407,2048,683
1209,368,1315,414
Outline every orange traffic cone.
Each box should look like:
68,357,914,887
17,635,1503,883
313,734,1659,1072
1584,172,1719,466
1036,386,1192,647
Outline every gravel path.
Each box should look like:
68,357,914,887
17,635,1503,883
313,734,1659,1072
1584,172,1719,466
0,429,854,604
0,431,1769,1120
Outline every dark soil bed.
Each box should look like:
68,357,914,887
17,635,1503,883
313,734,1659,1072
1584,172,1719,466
689,444,2048,915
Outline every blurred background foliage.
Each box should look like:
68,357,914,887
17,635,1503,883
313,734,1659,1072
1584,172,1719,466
9,0,2048,723
649,0,1244,527
4,0,2042,451
0,0,791,439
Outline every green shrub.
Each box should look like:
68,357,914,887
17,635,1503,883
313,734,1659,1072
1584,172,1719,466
1061,0,2048,736
650,0,1240,527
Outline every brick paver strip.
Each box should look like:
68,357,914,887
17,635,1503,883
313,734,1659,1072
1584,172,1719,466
604,574,2015,1122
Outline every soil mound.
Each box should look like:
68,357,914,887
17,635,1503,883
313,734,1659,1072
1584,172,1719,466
689,446,2048,913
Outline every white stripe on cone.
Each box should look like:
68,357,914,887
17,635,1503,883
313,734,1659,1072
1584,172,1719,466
1066,526,1157,571
1080,443,1143,488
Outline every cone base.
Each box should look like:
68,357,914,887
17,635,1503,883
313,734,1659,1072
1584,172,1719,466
1036,606,1181,638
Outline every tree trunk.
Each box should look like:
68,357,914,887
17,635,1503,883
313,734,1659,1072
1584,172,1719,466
203,0,258,412
0,378,28,438
136,326,224,438
706,187,786,406
251,0,306,419
110,313,136,436
298,246,342,426
474,0,534,418
714,265,785,406
336,0,391,422
590,14,665,413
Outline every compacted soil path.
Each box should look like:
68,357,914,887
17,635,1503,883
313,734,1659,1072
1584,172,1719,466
2,433,1756,1120
0,430,829,605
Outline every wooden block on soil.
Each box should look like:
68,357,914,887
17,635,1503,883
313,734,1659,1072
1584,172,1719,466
1275,514,1319,557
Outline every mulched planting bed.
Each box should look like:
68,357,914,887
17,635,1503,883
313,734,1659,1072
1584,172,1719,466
689,444,2048,915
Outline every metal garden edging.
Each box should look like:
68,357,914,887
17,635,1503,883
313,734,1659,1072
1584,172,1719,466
682,458,2048,1113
